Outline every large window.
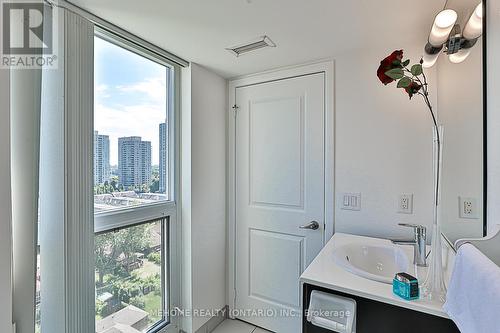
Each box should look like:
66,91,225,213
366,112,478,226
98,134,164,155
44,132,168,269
94,35,172,212
94,32,177,333
15,10,183,333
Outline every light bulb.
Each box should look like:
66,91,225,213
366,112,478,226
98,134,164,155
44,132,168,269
423,51,440,68
463,3,483,40
429,9,458,47
449,48,471,64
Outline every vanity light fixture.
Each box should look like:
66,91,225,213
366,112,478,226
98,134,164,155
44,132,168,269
449,48,472,64
422,2,483,67
429,9,458,47
423,44,442,68
463,3,483,40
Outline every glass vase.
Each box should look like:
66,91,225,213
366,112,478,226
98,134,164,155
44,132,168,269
421,125,447,302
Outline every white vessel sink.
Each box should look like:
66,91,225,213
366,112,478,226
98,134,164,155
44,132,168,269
332,243,409,284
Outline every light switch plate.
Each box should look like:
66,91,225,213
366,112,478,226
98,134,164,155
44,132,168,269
398,194,413,214
341,193,361,211
459,196,479,219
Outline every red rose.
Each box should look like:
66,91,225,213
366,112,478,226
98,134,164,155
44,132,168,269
377,50,404,85
404,81,422,99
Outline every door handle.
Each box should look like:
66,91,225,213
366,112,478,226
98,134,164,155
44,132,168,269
299,221,320,230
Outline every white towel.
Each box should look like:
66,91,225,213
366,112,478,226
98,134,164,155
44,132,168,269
444,243,500,333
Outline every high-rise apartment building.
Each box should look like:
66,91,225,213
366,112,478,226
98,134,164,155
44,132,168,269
159,122,168,194
118,136,152,188
94,131,110,185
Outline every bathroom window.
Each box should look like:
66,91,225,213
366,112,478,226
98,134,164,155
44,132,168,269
13,11,183,333
94,30,179,333
94,35,173,212
95,219,167,332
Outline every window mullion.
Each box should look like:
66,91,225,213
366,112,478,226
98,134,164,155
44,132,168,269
95,202,176,233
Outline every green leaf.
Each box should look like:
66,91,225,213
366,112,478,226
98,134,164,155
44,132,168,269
411,64,423,76
392,60,401,66
385,68,404,80
397,77,412,88
402,59,410,67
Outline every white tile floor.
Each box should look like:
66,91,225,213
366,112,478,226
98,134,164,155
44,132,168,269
212,319,273,333
252,327,272,333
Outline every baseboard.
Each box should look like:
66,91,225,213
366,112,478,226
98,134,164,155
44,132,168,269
194,305,228,333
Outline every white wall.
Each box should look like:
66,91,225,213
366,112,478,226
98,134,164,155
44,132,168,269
487,0,500,234
181,63,227,332
438,42,484,242
0,69,12,333
335,42,440,241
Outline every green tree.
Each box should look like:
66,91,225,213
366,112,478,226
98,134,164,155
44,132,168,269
95,224,152,284
147,252,161,265
95,299,106,318
149,178,159,193
129,296,146,310
110,176,119,191
95,232,119,284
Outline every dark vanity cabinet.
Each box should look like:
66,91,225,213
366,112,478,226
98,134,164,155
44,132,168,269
302,283,459,333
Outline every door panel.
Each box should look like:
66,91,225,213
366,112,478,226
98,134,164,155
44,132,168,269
249,229,304,308
235,73,325,333
250,96,304,208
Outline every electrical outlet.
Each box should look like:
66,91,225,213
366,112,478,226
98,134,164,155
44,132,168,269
398,194,413,214
459,196,478,219
341,193,361,211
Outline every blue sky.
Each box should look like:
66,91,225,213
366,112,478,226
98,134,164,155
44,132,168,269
94,37,167,165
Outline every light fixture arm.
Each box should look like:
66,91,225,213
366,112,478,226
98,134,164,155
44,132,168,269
461,37,478,49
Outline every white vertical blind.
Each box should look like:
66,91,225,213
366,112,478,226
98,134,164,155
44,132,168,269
63,10,95,332
39,7,95,333
39,7,66,331
0,69,13,333
10,23,42,333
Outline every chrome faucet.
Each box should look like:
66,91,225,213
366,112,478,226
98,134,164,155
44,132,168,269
392,223,427,267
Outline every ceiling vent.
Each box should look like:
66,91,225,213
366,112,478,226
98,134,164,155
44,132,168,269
226,36,276,57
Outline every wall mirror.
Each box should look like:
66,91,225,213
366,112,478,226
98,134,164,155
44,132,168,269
437,0,486,243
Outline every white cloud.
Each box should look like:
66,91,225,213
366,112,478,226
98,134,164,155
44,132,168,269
95,84,110,100
94,102,166,166
117,76,167,104
95,76,168,166
96,84,108,93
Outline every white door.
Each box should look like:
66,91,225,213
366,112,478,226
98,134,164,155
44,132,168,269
235,73,325,333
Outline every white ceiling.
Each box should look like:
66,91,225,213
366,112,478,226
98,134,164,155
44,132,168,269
70,0,459,78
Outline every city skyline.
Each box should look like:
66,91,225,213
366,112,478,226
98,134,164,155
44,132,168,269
94,122,168,169
94,36,167,166
94,123,167,191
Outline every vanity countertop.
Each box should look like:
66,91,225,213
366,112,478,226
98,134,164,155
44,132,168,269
300,232,456,319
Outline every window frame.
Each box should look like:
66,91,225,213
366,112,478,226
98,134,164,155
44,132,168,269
93,27,181,333
94,217,171,332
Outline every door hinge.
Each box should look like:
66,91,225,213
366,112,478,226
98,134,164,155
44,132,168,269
232,104,239,117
